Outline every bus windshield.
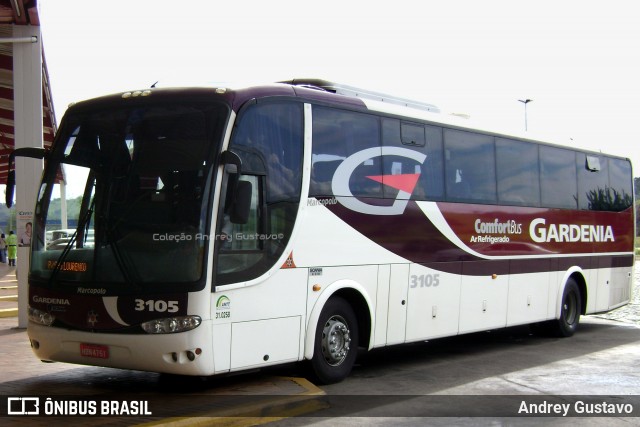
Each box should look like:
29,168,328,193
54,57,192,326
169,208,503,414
31,102,228,291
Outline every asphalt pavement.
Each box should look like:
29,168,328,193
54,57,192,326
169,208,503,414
0,261,17,318
1,260,639,426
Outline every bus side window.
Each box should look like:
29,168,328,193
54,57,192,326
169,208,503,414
215,101,303,287
577,152,609,210
540,146,578,209
496,138,541,207
311,106,382,198
444,129,496,203
607,158,633,211
381,119,444,201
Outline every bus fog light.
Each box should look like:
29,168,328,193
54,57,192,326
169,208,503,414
141,315,202,334
28,306,55,326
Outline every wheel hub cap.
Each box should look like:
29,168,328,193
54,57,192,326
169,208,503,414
321,315,351,366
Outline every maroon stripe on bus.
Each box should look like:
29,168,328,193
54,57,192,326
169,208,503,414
325,198,478,263
422,254,634,276
323,197,634,275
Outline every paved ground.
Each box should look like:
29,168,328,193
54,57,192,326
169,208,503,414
0,260,326,426
0,261,17,318
1,313,639,426
1,261,639,426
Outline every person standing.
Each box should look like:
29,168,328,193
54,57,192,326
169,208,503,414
0,233,6,263
6,231,17,267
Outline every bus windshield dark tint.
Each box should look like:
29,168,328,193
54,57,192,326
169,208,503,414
31,102,228,288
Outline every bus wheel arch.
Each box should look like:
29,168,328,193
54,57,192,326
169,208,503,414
330,287,372,350
555,275,583,337
548,271,586,337
532,270,586,337
570,272,587,317
555,269,587,318
305,283,373,384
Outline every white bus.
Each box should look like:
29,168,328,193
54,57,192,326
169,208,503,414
10,79,634,384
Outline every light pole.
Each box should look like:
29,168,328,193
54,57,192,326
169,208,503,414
518,99,532,131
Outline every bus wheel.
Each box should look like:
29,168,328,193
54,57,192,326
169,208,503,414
555,278,582,337
310,297,358,384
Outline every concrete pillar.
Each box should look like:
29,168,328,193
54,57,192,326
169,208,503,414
13,25,44,328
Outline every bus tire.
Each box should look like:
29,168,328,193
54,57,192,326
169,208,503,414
309,297,358,384
554,278,582,337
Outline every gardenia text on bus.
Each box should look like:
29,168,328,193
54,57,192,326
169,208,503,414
529,218,614,243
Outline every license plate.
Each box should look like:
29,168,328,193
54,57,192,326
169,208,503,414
80,343,109,359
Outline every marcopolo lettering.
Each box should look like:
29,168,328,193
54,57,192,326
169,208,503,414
77,287,107,295
529,218,614,243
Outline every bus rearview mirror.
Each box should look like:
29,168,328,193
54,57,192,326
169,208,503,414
5,147,48,208
230,180,252,224
5,170,15,208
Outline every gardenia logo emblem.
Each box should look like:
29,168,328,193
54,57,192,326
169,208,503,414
332,147,427,215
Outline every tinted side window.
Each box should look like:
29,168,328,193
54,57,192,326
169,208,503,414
576,152,609,210
232,103,303,202
382,119,444,200
401,122,426,146
444,129,496,203
540,146,577,209
496,138,540,206
310,106,382,198
608,158,633,211
216,102,303,286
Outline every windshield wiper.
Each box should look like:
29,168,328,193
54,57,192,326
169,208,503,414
104,224,142,288
98,171,143,288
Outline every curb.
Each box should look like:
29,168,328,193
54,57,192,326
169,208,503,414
0,267,18,318
136,377,327,427
0,308,17,318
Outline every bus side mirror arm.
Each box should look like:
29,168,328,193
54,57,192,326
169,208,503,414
5,147,48,208
221,150,242,175
220,150,252,224
220,150,242,194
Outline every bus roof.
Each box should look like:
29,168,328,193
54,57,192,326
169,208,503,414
64,80,630,163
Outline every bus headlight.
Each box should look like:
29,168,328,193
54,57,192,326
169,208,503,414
28,306,55,326
141,315,202,334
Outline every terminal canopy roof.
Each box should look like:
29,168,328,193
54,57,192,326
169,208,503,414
0,0,57,184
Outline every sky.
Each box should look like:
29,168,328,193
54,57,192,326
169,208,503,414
37,0,640,177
